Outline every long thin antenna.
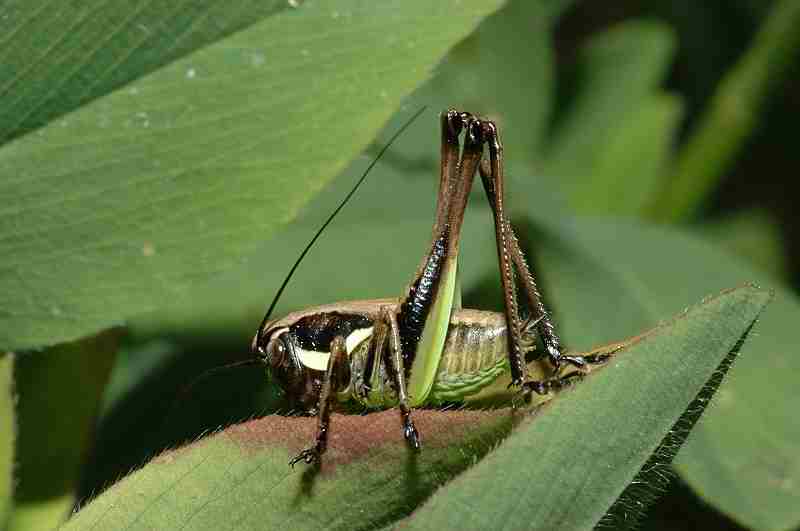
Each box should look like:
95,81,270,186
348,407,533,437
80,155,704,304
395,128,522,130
255,106,428,338
163,358,264,431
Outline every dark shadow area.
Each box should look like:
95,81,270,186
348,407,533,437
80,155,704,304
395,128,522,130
636,476,748,531
77,338,287,504
292,463,321,506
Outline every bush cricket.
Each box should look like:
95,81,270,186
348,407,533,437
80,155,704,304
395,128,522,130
252,109,614,466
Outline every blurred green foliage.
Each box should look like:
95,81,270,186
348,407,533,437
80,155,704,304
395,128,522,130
1,0,799,530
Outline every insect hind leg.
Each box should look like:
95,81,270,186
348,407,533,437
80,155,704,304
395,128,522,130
477,121,596,393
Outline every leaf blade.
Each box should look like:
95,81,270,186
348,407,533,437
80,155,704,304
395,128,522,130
0,0,289,144
394,286,768,530
0,0,504,351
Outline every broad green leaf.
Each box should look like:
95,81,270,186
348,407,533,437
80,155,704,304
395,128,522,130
531,215,800,531
0,0,504,351
8,329,119,531
542,21,677,213
0,1,288,144
0,354,13,529
64,286,767,530
393,286,767,530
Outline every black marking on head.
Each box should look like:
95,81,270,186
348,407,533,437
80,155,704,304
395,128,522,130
397,229,449,376
290,312,373,353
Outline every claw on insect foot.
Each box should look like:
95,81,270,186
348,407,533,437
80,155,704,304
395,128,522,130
404,422,422,451
289,447,320,468
507,376,525,390
562,355,587,368
522,380,551,396
401,409,422,451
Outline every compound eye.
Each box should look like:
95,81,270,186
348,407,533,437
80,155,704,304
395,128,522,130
266,334,288,365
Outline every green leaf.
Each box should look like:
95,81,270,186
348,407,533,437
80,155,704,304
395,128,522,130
531,215,800,531
0,1,288,144
8,329,119,530
0,354,13,529
64,287,767,530
393,286,767,530
542,21,677,213
0,0,504,351
567,93,683,216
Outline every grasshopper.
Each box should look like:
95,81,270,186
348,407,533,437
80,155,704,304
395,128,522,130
252,109,609,466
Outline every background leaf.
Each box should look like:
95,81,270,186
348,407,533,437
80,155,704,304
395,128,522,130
648,0,800,222
8,329,119,530
0,0,289,144
542,21,678,214
0,0,504,351
562,93,683,216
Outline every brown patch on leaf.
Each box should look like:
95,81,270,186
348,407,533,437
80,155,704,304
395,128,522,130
223,408,513,471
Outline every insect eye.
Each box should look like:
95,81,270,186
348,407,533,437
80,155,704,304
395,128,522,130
266,335,288,365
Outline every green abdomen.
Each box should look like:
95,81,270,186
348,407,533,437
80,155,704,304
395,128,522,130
429,309,509,403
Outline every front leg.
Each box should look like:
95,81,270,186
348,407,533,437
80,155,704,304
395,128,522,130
290,336,349,467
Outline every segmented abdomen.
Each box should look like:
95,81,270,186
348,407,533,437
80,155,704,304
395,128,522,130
429,309,510,402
